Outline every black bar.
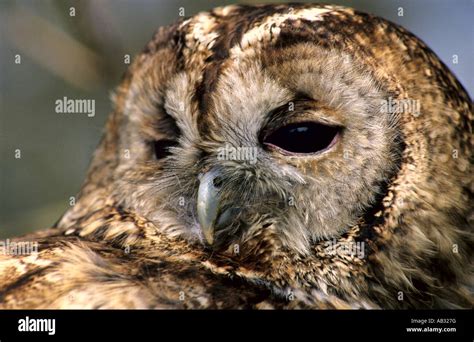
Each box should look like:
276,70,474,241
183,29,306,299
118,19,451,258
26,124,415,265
0,310,471,341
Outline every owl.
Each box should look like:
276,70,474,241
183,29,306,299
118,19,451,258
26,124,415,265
1,4,472,309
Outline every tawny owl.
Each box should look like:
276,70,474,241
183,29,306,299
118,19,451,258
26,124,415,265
1,4,472,309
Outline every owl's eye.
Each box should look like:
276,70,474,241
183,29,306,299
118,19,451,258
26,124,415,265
153,139,177,159
263,122,340,155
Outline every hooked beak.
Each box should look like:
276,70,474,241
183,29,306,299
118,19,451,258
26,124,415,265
197,169,237,246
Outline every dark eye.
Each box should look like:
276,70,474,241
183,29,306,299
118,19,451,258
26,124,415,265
263,122,341,155
153,139,178,159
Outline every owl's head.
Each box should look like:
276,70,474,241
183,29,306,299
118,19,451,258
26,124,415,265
62,4,472,259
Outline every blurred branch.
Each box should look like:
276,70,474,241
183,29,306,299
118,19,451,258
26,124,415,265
53,0,127,85
5,5,105,91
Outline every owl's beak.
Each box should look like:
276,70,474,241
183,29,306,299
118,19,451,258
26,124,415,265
197,169,237,246
197,170,220,245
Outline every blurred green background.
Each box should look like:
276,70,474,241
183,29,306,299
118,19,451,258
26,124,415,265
1,0,473,238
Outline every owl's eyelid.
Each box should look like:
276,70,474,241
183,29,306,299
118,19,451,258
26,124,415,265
281,115,343,128
261,116,344,143
263,133,340,158
265,101,344,131
261,121,342,157
151,139,179,160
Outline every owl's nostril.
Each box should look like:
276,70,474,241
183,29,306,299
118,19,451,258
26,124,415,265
213,176,223,188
